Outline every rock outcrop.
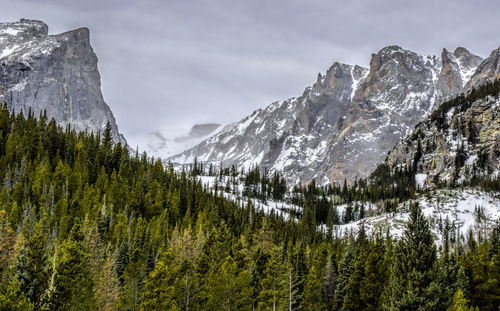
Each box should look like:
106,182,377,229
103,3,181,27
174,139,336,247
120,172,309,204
0,19,124,143
386,49,500,186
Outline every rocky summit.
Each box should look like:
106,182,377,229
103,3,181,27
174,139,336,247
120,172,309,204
170,45,487,185
386,48,500,187
0,19,124,143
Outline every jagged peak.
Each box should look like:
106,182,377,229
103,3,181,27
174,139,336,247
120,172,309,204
378,45,405,55
441,48,454,60
310,61,359,93
0,18,125,144
369,45,424,73
453,46,470,57
316,62,368,88
376,45,427,60
452,47,483,65
324,61,353,78
316,72,323,85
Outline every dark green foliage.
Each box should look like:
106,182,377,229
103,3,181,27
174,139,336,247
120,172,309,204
16,222,51,310
333,245,355,310
48,235,95,310
0,275,33,310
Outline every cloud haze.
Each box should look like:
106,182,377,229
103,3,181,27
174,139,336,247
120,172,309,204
2,0,500,149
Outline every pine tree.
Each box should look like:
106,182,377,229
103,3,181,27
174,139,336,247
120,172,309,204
301,200,316,243
95,255,120,310
0,210,15,282
286,266,301,311
140,250,180,311
177,259,198,311
456,265,471,302
205,256,252,311
487,245,500,310
447,289,478,311
16,222,51,309
0,275,33,310
387,202,438,311
333,246,354,310
359,239,387,311
289,243,307,309
118,247,147,310
302,245,328,310
461,243,498,310
343,251,366,311
251,246,270,309
322,254,337,309
48,238,95,310
116,241,129,288
258,247,288,311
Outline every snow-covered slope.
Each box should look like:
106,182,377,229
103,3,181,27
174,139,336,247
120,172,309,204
332,189,500,244
196,175,300,220
170,46,484,185
195,172,499,244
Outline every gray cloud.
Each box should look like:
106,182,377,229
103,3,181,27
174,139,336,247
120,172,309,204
1,0,499,149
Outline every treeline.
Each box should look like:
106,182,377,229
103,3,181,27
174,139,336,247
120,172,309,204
189,161,418,227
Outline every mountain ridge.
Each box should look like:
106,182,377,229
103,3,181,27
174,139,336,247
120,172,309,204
169,45,486,185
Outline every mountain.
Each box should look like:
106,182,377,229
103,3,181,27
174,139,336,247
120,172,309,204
0,19,124,143
170,45,483,185
146,123,223,159
385,47,500,187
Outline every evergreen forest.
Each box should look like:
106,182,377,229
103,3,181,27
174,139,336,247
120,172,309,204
0,103,499,311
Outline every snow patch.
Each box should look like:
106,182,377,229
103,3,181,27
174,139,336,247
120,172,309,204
415,173,427,188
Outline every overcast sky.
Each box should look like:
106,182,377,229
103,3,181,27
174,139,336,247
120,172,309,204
2,0,500,149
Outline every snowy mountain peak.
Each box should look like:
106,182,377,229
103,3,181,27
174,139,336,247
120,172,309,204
169,45,489,185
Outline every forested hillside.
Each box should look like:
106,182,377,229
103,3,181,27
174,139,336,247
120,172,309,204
0,104,499,310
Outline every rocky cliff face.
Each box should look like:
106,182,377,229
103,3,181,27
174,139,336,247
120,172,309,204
386,49,500,187
170,45,486,185
322,46,439,182
0,19,124,143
